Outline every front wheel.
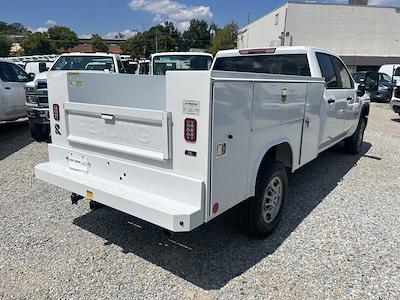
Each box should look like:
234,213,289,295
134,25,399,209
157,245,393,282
240,160,288,238
29,122,50,142
344,118,366,155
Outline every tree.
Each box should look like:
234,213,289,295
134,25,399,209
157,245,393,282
182,19,210,50
209,21,238,55
146,22,182,53
47,26,78,51
91,34,108,53
121,32,149,58
20,32,55,55
0,21,30,35
0,35,12,57
121,22,182,58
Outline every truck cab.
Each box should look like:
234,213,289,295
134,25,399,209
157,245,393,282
26,53,125,141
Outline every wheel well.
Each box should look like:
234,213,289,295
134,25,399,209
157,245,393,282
257,143,293,182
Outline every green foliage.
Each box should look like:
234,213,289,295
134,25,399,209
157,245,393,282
147,22,182,53
0,21,30,35
20,32,55,55
47,26,78,51
121,22,182,58
182,19,210,50
91,34,109,53
121,32,149,58
0,35,12,57
209,21,238,56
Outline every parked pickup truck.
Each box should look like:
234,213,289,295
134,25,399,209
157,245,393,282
25,52,126,141
391,86,400,116
35,47,371,238
0,60,34,122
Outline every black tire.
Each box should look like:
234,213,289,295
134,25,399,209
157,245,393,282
240,160,288,239
29,122,50,142
344,118,366,155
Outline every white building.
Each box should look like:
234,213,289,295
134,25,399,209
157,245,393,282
238,1,400,72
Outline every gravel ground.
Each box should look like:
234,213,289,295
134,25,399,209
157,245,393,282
0,103,399,300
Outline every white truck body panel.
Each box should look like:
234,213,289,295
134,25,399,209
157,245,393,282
35,47,366,232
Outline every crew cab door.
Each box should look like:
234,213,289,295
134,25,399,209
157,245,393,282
330,56,358,133
316,53,348,147
0,62,27,119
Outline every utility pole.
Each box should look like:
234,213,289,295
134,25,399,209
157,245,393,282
155,27,158,53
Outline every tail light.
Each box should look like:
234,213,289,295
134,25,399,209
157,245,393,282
53,104,60,121
184,118,197,142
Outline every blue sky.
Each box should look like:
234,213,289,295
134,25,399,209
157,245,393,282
0,0,398,38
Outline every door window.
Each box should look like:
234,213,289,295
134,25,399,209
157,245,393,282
331,56,354,89
0,62,16,82
0,62,29,82
316,53,339,89
8,63,30,82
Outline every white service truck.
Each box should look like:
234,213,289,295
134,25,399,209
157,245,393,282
35,47,371,238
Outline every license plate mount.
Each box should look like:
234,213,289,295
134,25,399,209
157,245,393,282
68,153,89,172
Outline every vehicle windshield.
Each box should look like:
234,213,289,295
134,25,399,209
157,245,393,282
51,56,115,72
153,55,212,75
379,73,392,83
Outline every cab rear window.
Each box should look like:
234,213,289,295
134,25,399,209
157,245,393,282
213,54,311,76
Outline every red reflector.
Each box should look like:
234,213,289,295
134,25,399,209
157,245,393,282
239,48,276,55
53,104,60,121
184,118,197,142
212,203,219,214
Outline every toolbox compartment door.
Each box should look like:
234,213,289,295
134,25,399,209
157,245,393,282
64,102,171,161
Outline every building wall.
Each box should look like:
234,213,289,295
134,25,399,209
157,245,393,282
237,4,288,49
286,3,400,56
238,2,400,58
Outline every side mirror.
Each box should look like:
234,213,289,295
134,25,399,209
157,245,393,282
28,73,35,81
357,84,366,97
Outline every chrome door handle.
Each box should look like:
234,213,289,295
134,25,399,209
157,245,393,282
4,87,11,90
101,114,115,121
347,97,353,101
327,98,335,104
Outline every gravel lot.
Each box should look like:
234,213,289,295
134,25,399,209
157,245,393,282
0,103,399,299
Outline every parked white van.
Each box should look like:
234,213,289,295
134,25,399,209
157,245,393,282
379,64,400,83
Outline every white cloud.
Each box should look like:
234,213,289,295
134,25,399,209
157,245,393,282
177,21,190,32
28,26,49,33
104,29,139,38
128,0,213,22
46,19,57,27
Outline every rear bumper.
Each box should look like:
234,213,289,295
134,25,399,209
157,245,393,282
35,145,205,232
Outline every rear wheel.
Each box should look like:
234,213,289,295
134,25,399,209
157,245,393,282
29,122,50,142
240,160,288,238
344,118,366,155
